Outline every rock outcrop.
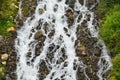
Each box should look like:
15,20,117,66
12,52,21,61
2,0,110,80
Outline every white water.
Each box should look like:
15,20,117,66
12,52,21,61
15,0,112,80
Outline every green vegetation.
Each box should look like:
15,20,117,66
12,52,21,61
111,54,120,80
100,5,120,55
0,0,18,36
98,0,120,80
0,64,4,79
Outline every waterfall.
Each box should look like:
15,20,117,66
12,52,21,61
15,0,112,80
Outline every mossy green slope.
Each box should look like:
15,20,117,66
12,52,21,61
98,1,120,80
0,0,18,36
100,5,120,55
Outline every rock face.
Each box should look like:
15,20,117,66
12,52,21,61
3,0,110,80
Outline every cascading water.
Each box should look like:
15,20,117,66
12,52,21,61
15,0,112,80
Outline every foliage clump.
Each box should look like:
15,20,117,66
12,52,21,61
98,1,120,80
100,5,120,55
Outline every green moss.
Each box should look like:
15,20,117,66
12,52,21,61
111,54,120,80
0,70,4,79
96,0,109,19
0,0,18,36
0,64,4,79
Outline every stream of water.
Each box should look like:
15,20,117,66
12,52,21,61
15,0,112,80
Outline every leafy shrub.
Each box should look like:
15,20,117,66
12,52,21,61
100,4,120,55
99,4,120,80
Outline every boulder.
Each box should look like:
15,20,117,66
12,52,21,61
76,44,87,56
34,30,43,40
39,8,44,14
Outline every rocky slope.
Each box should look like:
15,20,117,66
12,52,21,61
0,0,111,80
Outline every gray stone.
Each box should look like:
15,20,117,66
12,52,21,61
0,35,3,41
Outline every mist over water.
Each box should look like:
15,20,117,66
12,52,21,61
15,0,112,80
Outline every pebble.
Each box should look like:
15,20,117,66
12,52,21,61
2,61,6,65
1,53,9,61
7,27,16,32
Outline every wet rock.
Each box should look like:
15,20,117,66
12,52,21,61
81,20,88,28
77,67,86,80
86,14,91,21
34,30,43,40
48,30,55,38
15,18,24,28
63,61,68,67
66,9,73,19
39,8,45,14
15,0,37,29
87,0,97,9
39,61,49,79
94,46,101,56
66,9,74,27
77,13,82,22
76,44,87,56
53,4,58,12
65,0,76,8
79,0,84,5
35,44,41,56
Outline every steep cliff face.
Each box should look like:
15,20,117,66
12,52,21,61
2,0,111,80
